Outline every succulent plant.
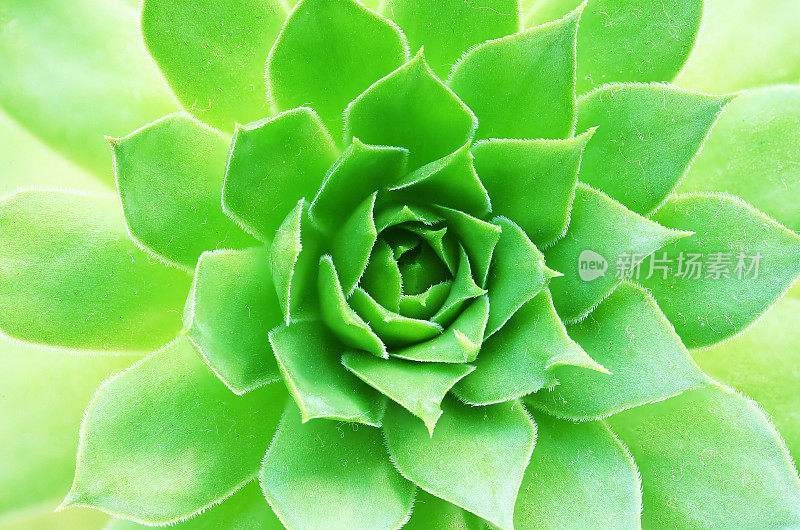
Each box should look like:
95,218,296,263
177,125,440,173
1,0,800,529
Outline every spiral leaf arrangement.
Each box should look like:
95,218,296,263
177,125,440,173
1,0,800,528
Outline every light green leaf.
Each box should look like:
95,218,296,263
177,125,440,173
342,352,473,434
223,107,339,240
529,283,709,420
675,0,800,93
399,281,452,321
638,193,800,348
0,189,190,352
384,398,536,530
0,0,177,181
267,0,409,135
542,184,686,322
472,131,593,247
0,340,137,518
345,51,478,170
105,481,281,529
348,288,442,347
393,296,489,363
430,247,486,328
454,290,603,406
389,144,490,218
360,239,403,312
515,411,641,529
309,139,407,234
485,217,558,337
113,113,256,269
61,338,285,525
375,204,442,232
435,206,502,287
384,0,518,79
403,224,459,275
609,387,800,527
260,403,414,530
402,490,484,530
692,295,800,469
679,86,800,231
142,0,286,130
185,248,281,395
268,320,385,425
318,255,387,358
448,7,580,141
576,83,732,215
332,194,378,294
1,507,109,530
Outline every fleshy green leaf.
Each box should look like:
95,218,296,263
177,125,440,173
389,144,490,218
223,107,339,240
528,283,710,420
360,239,403,312
679,86,800,231
260,403,414,530
113,114,256,269
0,340,137,518
384,398,536,530
332,194,378,294
454,290,603,405
267,0,409,135
185,248,281,395
429,247,486,327
309,139,407,234
393,296,489,363
268,320,385,425
515,411,641,529
142,0,285,130
0,0,176,181
345,51,478,170
638,193,800,348
399,281,452,321
609,387,800,527
403,224,459,275
435,206,502,287
0,189,190,352
403,490,484,530
576,83,732,215
106,481,282,529
375,204,442,232
472,131,593,247
448,7,580,141
318,255,387,358
675,0,800,93
542,184,686,322
342,353,473,433
348,288,442,347
61,338,286,525
384,0,518,78
485,217,558,337
2,507,109,530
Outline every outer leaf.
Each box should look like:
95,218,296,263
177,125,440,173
576,83,732,215
403,490,484,530
223,107,339,240
113,114,256,269
528,283,710,420
448,7,580,141
142,0,286,130
515,411,641,529
692,295,800,468
106,481,281,529
675,0,800,93
185,248,282,395
384,0,518,79
342,352,474,433
2,507,108,530
345,51,478,170
61,338,286,525
0,189,190,352
472,131,593,247
609,387,800,527
0,0,176,180
268,320,385,425
260,403,414,530
454,290,604,406
384,398,536,530
485,217,558,337
679,86,800,231
0,340,136,518
638,194,800,348
267,0,409,135
542,184,686,322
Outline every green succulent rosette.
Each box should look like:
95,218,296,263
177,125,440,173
1,0,800,529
